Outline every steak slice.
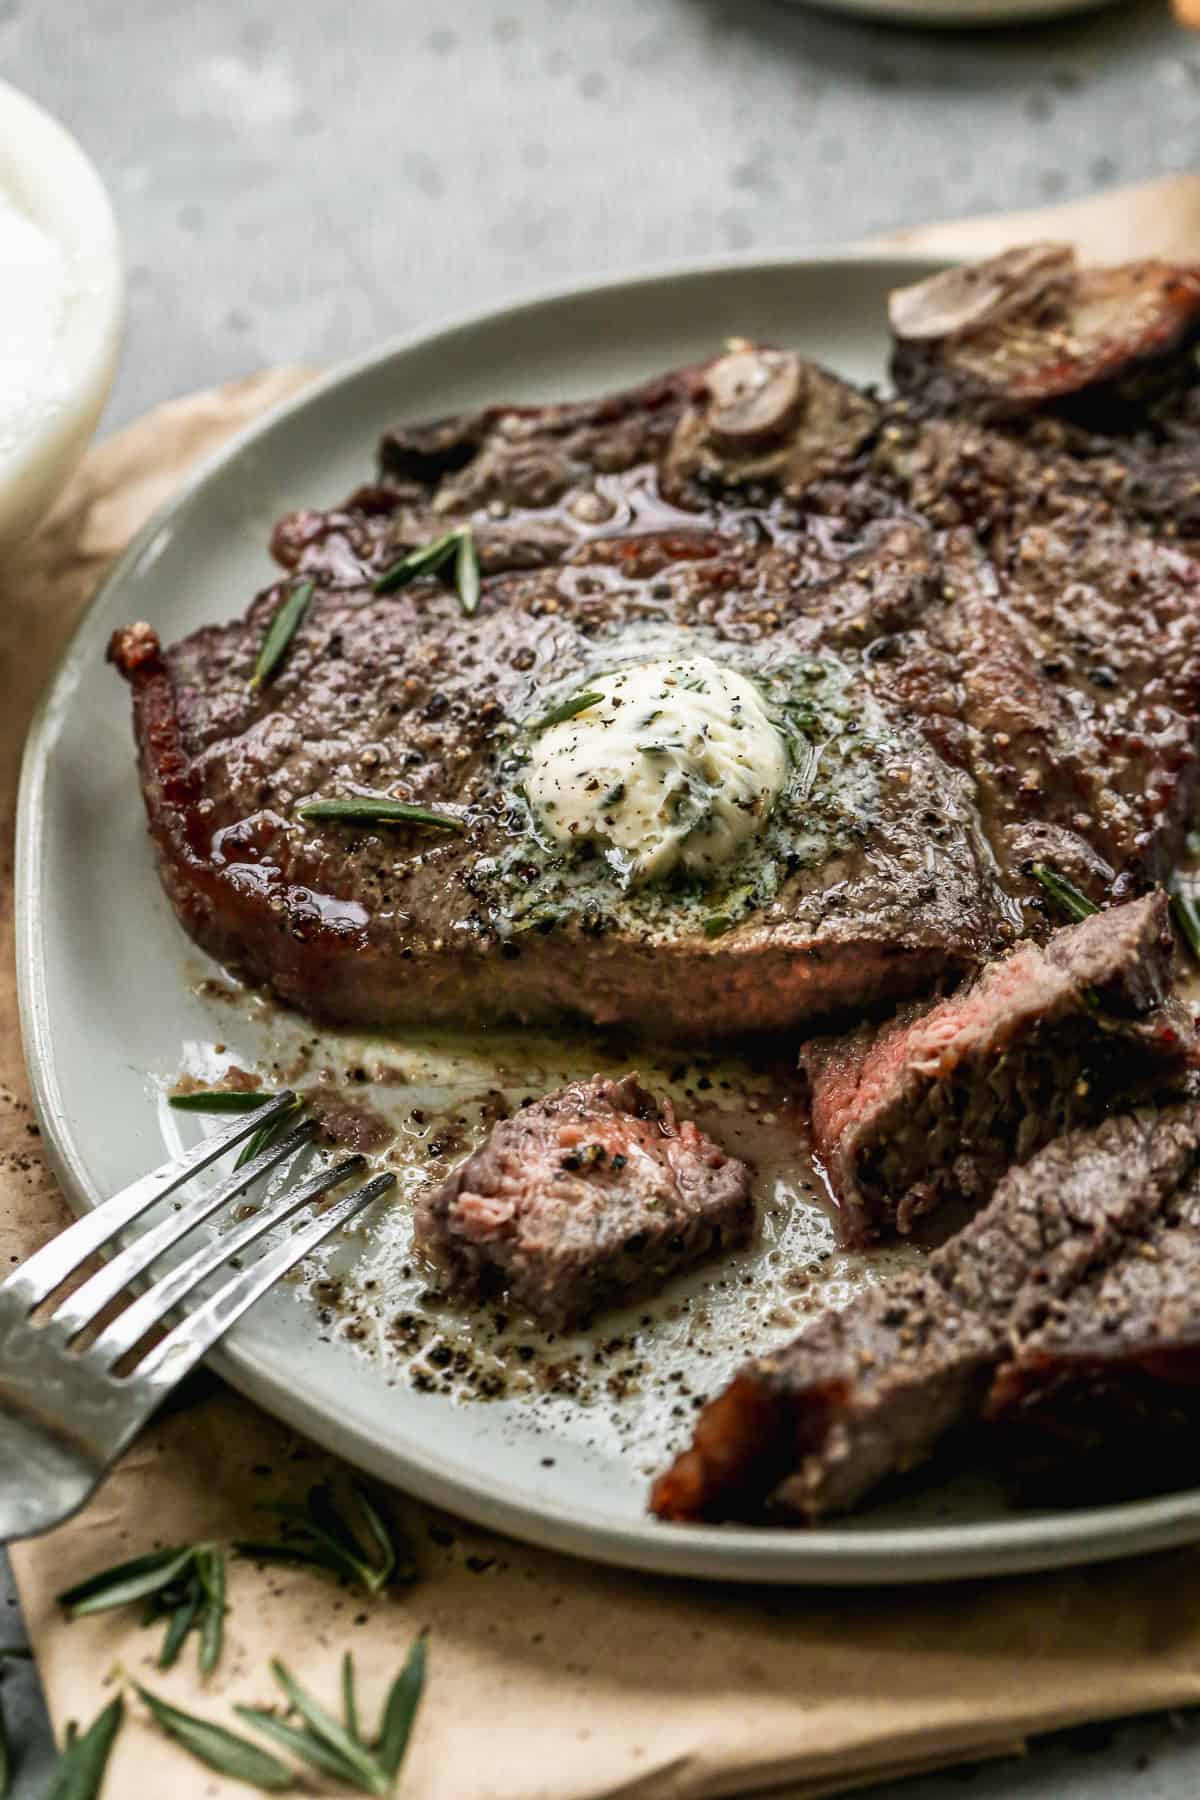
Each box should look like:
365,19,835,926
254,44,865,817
804,894,1198,1245
650,1105,1200,1525
985,1178,1200,1501
414,1074,753,1330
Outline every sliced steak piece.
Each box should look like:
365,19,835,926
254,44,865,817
650,1105,1200,1525
804,894,1198,1245
985,1179,1200,1501
414,1074,753,1329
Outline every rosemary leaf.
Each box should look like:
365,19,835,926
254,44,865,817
58,1547,198,1617
270,1658,383,1789
351,1482,413,1585
157,1579,201,1671
236,1704,365,1784
1171,885,1200,964
376,1633,427,1781
44,1696,124,1800
455,527,481,616
373,531,460,596
168,1091,277,1114
196,1548,226,1678
235,1098,303,1171
135,1685,292,1792
252,580,313,691
342,1650,360,1741
298,797,464,832
1030,862,1098,923
531,690,604,732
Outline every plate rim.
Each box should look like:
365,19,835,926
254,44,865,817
18,245,1200,1585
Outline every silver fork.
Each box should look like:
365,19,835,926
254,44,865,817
0,1092,394,1543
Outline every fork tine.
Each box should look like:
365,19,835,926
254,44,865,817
89,1154,366,1366
130,1172,395,1396
47,1122,317,1341
3,1093,298,1309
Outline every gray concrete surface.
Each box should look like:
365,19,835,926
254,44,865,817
6,0,1200,1791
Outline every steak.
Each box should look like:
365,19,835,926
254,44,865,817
650,1105,1200,1524
414,1074,753,1329
985,1178,1200,1502
804,894,1198,1244
887,247,1200,542
111,280,1200,1036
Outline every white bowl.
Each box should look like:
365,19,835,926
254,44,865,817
0,81,122,547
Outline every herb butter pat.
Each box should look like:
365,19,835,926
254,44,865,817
524,656,788,884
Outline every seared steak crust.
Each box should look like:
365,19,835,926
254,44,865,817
111,307,1200,1037
804,894,1198,1244
651,1106,1200,1524
414,1074,753,1329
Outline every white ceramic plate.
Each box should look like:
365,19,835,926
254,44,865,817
19,253,1200,1585
0,80,123,547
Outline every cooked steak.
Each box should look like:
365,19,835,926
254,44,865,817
414,1074,753,1329
650,1105,1200,1524
110,319,1200,1036
804,894,1198,1244
888,247,1200,541
985,1178,1200,1501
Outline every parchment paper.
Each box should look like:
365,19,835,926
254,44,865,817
6,175,1200,1799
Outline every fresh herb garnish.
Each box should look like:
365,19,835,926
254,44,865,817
234,1095,305,1170
134,1685,292,1792
236,1481,414,1594
298,797,464,832
168,1089,276,1114
1171,884,1200,964
455,528,481,617
59,1545,228,1677
252,580,313,691
374,525,482,616
531,690,604,732
1030,863,1098,922
235,1641,427,1796
44,1696,124,1800
703,882,758,939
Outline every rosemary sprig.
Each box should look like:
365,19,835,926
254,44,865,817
1171,884,1200,964
298,797,464,832
44,1696,124,1800
237,1481,414,1594
58,1545,227,1677
374,525,482,615
252,579,313,690
1030,862,1098,923
235,1640,427,1795
168,1090,277,1114
531,690,604,732
134,1685,292,1792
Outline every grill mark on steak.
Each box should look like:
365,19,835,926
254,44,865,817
414,1073,754,1330
804,895,1199,1245
650,1105,1200,1524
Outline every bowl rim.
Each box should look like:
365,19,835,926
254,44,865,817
0,79,123,538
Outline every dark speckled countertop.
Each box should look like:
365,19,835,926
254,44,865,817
5,0,1200,1793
